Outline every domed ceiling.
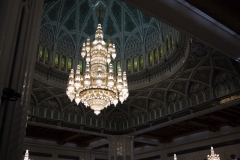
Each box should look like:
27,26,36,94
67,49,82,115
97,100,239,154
40,0,171,59
31,0,240,134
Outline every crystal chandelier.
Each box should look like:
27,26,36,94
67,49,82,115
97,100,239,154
207,147,220,160
66,24,129,115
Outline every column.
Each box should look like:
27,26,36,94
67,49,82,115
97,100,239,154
108,135,134,160
0,0,44,160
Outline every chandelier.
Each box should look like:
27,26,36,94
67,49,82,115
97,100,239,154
207,147,220,160
66,24,129,115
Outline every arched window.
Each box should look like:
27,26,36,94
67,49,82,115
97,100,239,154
92,117,97,126
139,55,144,70
161,107,166,116
63,112,68,121
39,45,44,62
205,89,211,101
175,101,181,111
53,110,59,119
149,51,153,66
127,58,131,73
117,60,121,70
232,78,240,91
191,94,197,106
55,53,59,69
181,98,187,109
169,35,173,49
156,107,160,118
68,57,73,71
154,48,158,63
133,57,138,71
77,114,81,123
150,110,155,120
169,103,174,113
166,38,170,53
45,48,50,65
61,55,66,71
38,107,44,117
78,59,83,72
215,84,224,97
111,121,115,129
70,113,75,122
46,108,51,118
159,45,162,58
86,116,90,125
198,92,204,103
97,118,102,127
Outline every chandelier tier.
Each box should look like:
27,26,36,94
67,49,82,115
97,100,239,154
66,24,129,115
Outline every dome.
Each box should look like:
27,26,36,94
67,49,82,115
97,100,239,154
38,0,186,89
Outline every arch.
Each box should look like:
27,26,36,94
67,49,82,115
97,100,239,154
161,107,166,116
154,47,158,63
38,106,45,117
232,78,240,91
67,57,73,71
134,116,138,126
45,48,50,65
150,109,155,120
116,60,121,70
63,111,69,121
215,84,224,97
76,114,81,123
169,103,175,113
148,51,153,66
39,45,44,62
86,116,91,125
181,98,187,109
191,94,197,106
106,120,110,129
198,92,204,104
46,108,52,118
111,121,115,130
133,57,138,71
127,58,131,73
143,112,148,122
139,55,144,70
78,59,83,72
97,118,102,127
116,121,122,131
61,55,66,71
55,53,60,69
156,107,161,118
158,44,163,58
205,89,212,101
70,113,75,123
123,120,128,129
175,101,181,111
53,109,59,119
92,117,97,126
224,81,232,94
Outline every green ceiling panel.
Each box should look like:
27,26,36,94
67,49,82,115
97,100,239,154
47,1,61,22
125,12,136,32
111,1,122,31
64,9,76,31
79,0,90,31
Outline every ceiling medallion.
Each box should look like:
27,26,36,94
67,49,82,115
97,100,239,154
66,24,129,115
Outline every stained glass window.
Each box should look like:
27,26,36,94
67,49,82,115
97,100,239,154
68,57,73,70
117,60,121,70
133,57,138,70
140,55,144,69
45,48,50,64
55,53,59,68
61,55,66,71
154,48,158,63
127,58,131,72
39,45,44,61
159,45,162,57
149,51,153,65
78,60,83,72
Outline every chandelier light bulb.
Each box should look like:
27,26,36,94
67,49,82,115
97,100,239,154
207,147,220,160
66,24,128,115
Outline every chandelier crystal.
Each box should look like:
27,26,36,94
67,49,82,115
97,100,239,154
207,147,220,160
66,24,129,115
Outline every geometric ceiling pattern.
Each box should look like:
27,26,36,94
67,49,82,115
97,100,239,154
40,0,171,59
30,38,240,130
